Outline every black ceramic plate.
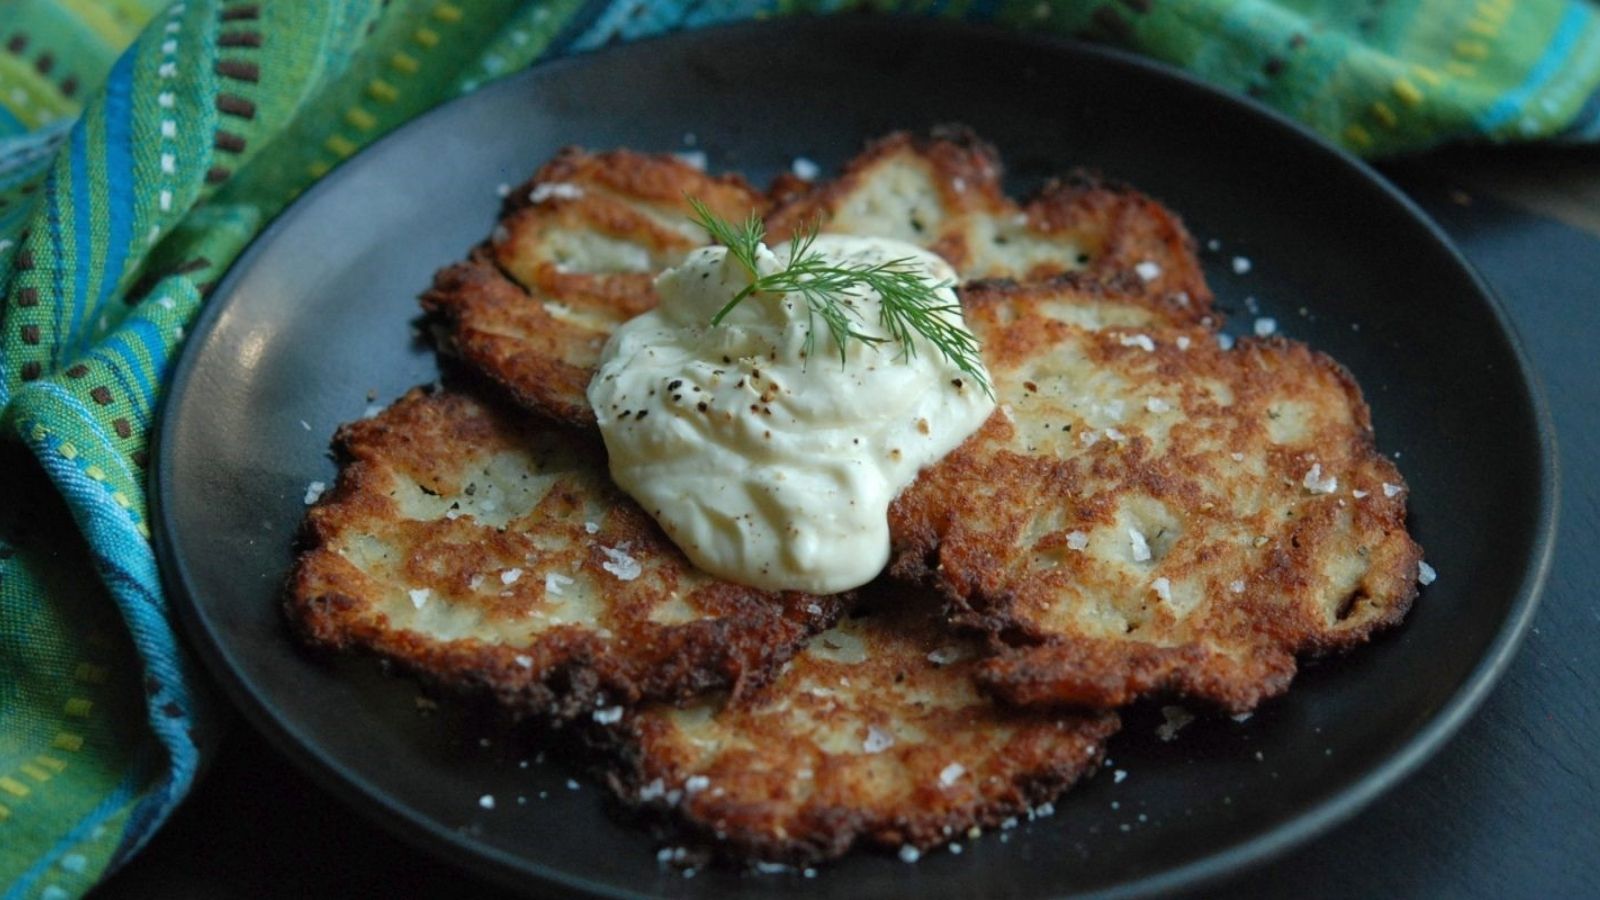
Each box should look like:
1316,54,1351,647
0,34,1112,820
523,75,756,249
155,18,1556,899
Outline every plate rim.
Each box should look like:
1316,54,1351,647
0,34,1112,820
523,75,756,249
151,16,1560,899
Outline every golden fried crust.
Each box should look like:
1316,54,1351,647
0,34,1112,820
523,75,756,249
598,596,1119,864
764,126,1211,309
287,388,846,720
889,282,1422,714
422,149,766,428
425,129,1212,427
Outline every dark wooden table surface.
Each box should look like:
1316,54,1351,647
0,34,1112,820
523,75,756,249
97,147,1600,899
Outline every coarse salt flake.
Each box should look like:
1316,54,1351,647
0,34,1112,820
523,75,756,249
1176,335,1192,350
1146,397,1170,413
899,845,921,863
408,588,430,609
1066,530,1090,551
927,646,963,665
790,157,821,180
1134,260,1162,282
529,182,583,203
1353,489,1369,499
1383,482,1402,497
1418,560,1437,585
1152,577,1172,602
938,763,966,787
514,654,533,668
673,150,707,170
1129,528,1152,562
500,568,523,585
1254,317,1278,337
1118,333,1157,352
303,481,326,505
593,706,624,725
1303,463,1338,494
601,545,642,581
584,521,600,533
479,794,495,809
863,725,895,753
545,572,574,596
1232,256,1252,274
1230,579,1246,594
1113,769,1128,783
1218,333,1235,350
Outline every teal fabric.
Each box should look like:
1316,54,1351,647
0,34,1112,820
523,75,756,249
3,1,1599,896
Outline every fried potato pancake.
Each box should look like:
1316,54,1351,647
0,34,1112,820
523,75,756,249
601,595,1119,864
423,128,1210,427
288,388,845,720
766,126,1210,307
423,149,766,426
889,278,1423,714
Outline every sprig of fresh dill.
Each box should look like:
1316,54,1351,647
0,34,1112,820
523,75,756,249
687,198,991,396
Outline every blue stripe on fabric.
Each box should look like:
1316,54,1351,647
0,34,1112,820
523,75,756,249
25,384,141,489
1478,2,1591,131
69,118,93,358
48,166,67,371
0,103,23,135
98,53,137,318
121,317,168,394
94,342,151,420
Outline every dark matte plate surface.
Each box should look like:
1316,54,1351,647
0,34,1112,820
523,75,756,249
154,19,1556,899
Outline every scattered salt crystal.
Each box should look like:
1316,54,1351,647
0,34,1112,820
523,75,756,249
1244,295,1261,314
1253,317,1277,337
514,655,532,668
1104,427,1126,442
1150,577,1172,603
949,843,963,855
566,779,580,790
495,182,511,197
468,574,484,590
500,568,523,585
641,779,667,801
1080,429,1101,447
1176,335,1192,350
1171,290,1191,307
1217,333,1235,350
1382,482,1402,497
1232,256,1252,274
1231,711,1253,723
804,868,817,878
1134,260,1162,282
545,572,573,596
529,182,583,203
1418,560,1437,585
299,419,311,431
594,706,623,725
754,861,791,875
1230,579,1246,594
303,481,326,505
363,404,383,419
1231,452,1245,462
1156,705,1195,741
674,151,707,170
927,646,963,665
601,545,642,581
790,156,821,180
1129,528,1152,562
1066,531,1090,551
584,521,600,533
1146,397,1169,413
1302,463,1338,494
408,588,430,609
806,602,822,615
1206,238,1222,252
1118,333,1156,352
863,725,895,753
479,794,495,809
938,763,966,787
1113,769,1128,783
899,845,922,863
684,775,710,793
1353,489,1369,499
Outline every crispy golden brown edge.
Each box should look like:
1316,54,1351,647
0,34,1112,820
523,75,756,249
286,387,848,720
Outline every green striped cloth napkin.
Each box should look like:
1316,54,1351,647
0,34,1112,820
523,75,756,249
3,1,1598,896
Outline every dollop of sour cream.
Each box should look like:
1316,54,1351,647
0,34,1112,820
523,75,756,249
587,235,995,594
